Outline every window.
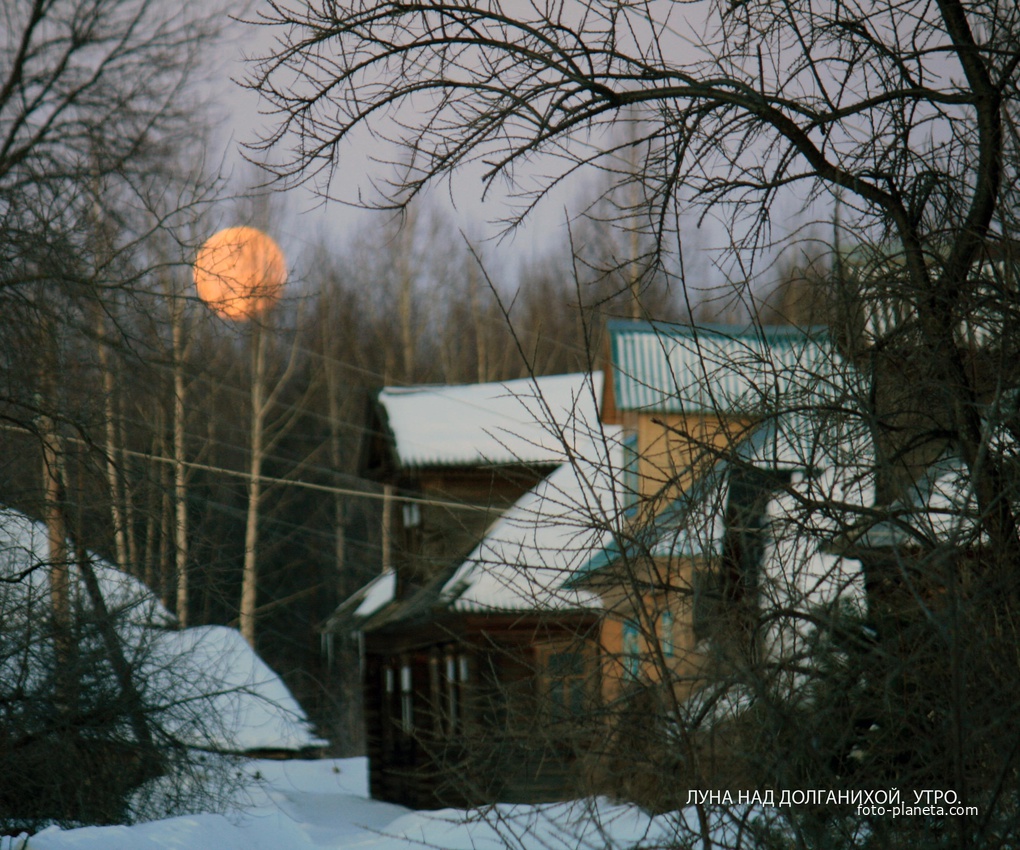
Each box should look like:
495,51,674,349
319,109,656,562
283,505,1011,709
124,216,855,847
384,665,394,695
659,610,675,657
430,651,471,735
547,651,586,720
622,620,641,678
692,564,722,642
400,664,413,734
402,502,421,528
444,654,459,733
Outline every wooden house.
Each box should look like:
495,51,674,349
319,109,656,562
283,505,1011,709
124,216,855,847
326,372,618,809
579,320,846,682
562,320,868,803
357,375,593,584
583,319,1020,803
330,321,875,809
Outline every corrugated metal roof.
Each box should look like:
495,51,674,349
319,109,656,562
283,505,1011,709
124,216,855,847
608,320,835,415
379,372,603,468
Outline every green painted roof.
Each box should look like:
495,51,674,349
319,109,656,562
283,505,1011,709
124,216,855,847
607,320,834,415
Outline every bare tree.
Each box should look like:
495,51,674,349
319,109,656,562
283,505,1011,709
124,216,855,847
250,2,1020,846
247,0,1020,398
0,0,273,830
245,0,1020,593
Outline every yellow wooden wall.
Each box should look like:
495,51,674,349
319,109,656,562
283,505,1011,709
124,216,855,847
591,408,750,702
594,558,709,705
634,411,752,506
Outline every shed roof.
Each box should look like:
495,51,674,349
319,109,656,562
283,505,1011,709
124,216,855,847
379,372,603,468
604,320,834,418
322,570,397,635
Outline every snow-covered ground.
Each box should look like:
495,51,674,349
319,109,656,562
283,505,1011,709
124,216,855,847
3,757,769,850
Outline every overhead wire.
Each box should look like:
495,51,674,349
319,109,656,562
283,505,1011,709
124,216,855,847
0,422,495,513
22,263,610,524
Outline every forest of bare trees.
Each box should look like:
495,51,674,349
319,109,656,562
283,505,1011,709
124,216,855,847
1,160,695,736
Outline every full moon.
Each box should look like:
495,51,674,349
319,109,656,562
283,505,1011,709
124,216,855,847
193,226,287,321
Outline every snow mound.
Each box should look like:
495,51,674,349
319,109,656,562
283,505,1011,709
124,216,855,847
0,508,322,754
4,761,788,850
146,625,326,752
0,508,174,627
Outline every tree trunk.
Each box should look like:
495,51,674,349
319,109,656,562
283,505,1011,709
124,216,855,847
240,323,267,646
96,312,129,572
172,306,189,628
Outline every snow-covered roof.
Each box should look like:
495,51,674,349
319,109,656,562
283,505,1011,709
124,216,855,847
606,320,835,416
322,570,397,634
379,372,603,468
849,455,985,549
440,431,624,613
648,468,729,561
353,570,397,618
569,471,729,584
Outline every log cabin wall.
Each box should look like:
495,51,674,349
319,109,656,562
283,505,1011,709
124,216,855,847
402,465,551,587
348,372,614,807
363,616,599,809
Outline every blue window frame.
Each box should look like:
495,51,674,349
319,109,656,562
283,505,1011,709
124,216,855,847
660,610,675,657
622,619,641,677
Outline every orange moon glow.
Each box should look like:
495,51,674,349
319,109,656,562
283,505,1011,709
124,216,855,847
193,226,287,321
